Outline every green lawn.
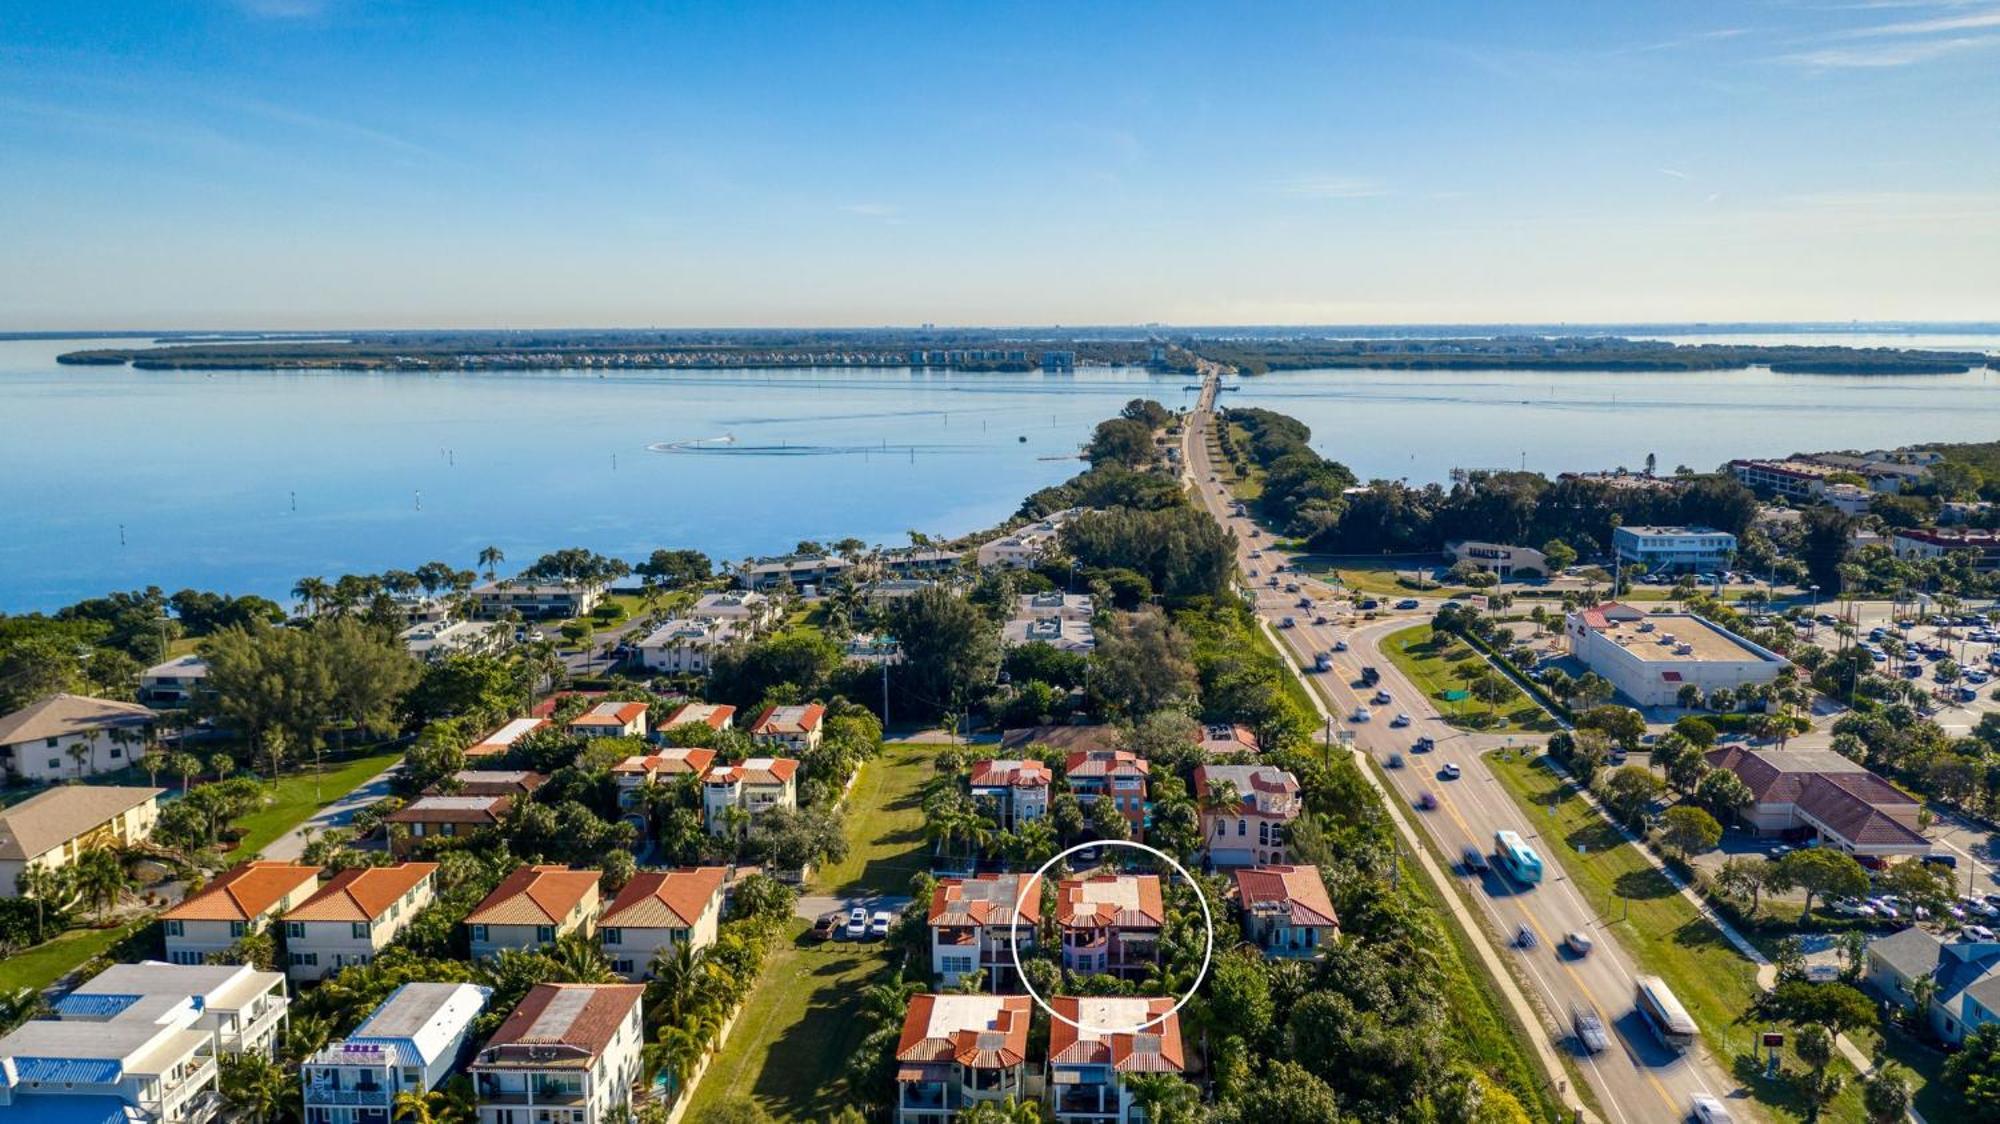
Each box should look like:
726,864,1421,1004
1381,624,1554,732
680,920,897,1121
1485,750,1891,1124
233,747,404,856
815,739,937,897
683,737,934,1119
0,918,144,994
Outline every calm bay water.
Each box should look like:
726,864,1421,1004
0,338,1190,611
5,333,2000,611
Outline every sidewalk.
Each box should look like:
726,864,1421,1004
259,760,401,861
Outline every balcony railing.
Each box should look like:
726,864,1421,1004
306,1085,392,1106
1054,1085,1115,1116
899,1082,962,1111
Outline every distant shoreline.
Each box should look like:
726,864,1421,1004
54,335,1996,378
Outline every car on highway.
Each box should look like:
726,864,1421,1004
1439,763,1462,780
809,912,841,941
1285,582,1300,593
1386,752,1404,769
1390,713,1411,727
1249,549,1262,558
1350,706,1372,723
1564,931,1594,957
1313,615,1328,625
844,907,869,940
1314,652,1333,672
1296,596,1313,608
1514,925,1536,949
1415,792,1437,810
1571,1006,1609,1055
1690,1094,1737,1124
870,910,894,939
1412,736,1435,752
1248,568,1259,578
1332,639,1349,651
1461,846,1490,874
1279,616,1295,629
1394,598,1421,610
1373,689,1393,705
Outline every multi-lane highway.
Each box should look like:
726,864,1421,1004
1181,377,1753,1124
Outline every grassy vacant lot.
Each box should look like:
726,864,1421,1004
0,918,145,994
679,920,898,1122
233,747,403,856
1485,750,1913,1124
1381,624,1554,732
815,738,937,897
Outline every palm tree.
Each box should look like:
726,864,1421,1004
168,751,203,794
478,546,505,582
547,931,617,982
18,863,74,942
292,575,331,618
1908,973,1939,1037
66,741,90,781
73,847,128,918
652,1014,711,1098
218,1052,290,1123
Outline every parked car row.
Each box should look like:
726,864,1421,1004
814,906,894,941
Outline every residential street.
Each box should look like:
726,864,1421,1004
259,761,401,861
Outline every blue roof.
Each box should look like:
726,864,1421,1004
50,994,140,1019
0,1093,139,1124
12,1057,123,1084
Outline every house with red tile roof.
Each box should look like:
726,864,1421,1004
928,874,1042,987
1046,996,1185,1122
598,867,728,980
465,716,547,759
1195,763,1302,868
161,860,320,965
967,759,1051,829
1195,723,1259,756
466,865,603,959
568,701,649,740
471,983,645,1124
702,757,800,832
749,703,825,753
385,794,512,857
1234,864,1338,959
660,702,736,732
611,747,716,811
1065,750,1150,839
1057,875,1163,978
1706,746,1929,857
894,994,1032,1122
281,863,439,981
429,769,548,799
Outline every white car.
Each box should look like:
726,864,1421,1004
1351,706,1372,723
844,907,869,940
869,910,893,939
1690,1094,1736,1124
1440,763,1462,780
1391,713,1412,727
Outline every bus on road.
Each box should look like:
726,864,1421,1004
1493,830,1544,885
1635,975,1698,1052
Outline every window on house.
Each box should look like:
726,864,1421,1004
1237,820,1247,836
230,921,247,938
536,925,556,943
471,924,488,943
286,922,304,939
352,922,371,939
602,928,621,945
165,920,184,937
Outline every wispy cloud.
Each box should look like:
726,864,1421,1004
1274,175,1389,200
1627,27,1753,53
1781,33,2000,65
839,202,903,223
1659,167,1690,180
232,0,331,18
1832,5,2000,36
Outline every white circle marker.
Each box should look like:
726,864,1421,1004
1006,839,1215,1035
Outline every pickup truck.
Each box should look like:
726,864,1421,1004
1359,666,1381,685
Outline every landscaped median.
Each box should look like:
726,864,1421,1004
1380,623,1556,732
1483,749,1930,1123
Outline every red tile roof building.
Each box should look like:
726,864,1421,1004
1706,747,1928,856
894,994,1032,1115
1234,864,1338,958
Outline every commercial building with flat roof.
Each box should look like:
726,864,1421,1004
1611,525,1737,574
1566,603,1784,707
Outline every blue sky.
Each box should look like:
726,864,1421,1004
2,1,1997,328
